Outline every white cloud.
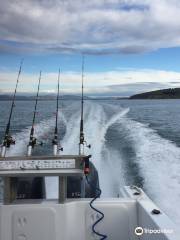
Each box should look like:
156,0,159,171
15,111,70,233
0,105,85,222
1,0,180,53
0,68,180,96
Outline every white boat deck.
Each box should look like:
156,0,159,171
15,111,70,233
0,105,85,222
0,156,179,239
0,186,179,240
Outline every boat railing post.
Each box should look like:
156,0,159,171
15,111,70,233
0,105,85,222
3,177,17,204
59,176,67,203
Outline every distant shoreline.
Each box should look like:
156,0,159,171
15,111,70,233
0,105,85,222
0,95,128,101
130,88,180,99
1,88,180,100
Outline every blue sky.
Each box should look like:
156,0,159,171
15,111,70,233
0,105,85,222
2,47,180,71
1,0,180,96
1,47,180,73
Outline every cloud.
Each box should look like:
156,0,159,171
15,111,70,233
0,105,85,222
1,0,180,54
99,82,172,96
1,68,180,96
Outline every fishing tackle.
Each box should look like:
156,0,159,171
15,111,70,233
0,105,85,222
27,71,43,156
52,69,63,155
79,56,91,155
1,60,23,157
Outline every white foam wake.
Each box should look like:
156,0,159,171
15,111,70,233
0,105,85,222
119,117,180,224
47,101,129,198
84,104,129,197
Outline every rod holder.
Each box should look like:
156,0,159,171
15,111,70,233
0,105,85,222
79,144,84,155
53,144,58,156
1,146,6,157
27,145,32,156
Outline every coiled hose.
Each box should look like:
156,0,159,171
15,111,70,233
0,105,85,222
86,175,107,240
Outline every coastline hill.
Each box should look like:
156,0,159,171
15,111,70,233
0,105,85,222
130,88,180,99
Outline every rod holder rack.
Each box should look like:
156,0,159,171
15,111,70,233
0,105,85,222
0,155,88,204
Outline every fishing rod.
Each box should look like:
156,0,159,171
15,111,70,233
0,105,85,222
1,60,23,157
52,69,63,155
79,58,105,234
27,71,42,156
79,56,90,155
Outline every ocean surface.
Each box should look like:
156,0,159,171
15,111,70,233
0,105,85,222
0,99,180,224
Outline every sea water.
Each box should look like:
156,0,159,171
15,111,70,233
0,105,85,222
0,99,180,224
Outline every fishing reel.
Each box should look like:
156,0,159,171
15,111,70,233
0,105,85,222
80,132,91,149
3,135,15,148
81,140,91,150
0,135,16,157
52,137,63,152
29,137,43,148
27,136,43,156
84,141,91,149
31,137,37,148
59,146,63,151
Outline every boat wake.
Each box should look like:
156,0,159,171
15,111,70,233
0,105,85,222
5,101,180,224
119,116,180,224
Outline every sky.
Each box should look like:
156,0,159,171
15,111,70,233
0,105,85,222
1,0,180,96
